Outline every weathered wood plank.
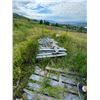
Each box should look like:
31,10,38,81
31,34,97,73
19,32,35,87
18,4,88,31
36,53,67,59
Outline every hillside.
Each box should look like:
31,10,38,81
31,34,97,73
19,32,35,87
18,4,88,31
13,14,87,99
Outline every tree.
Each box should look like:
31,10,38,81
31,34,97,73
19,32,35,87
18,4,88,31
55,23,59,26
78,27,87,33
40,20,43,24
44,20,50,25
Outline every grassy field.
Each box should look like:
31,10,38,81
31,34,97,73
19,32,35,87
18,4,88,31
13,14,87,98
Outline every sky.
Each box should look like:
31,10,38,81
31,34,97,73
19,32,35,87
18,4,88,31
13,0,87,23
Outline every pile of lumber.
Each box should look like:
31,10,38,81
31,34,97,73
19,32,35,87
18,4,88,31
36,37,67,59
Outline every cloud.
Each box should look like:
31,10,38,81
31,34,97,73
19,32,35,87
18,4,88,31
13,0,87,22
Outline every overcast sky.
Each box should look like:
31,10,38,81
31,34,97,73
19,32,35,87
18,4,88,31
13,0,87,23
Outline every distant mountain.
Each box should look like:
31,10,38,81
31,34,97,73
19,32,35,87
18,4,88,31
13,13,87,28
45,20,87,27
64,21,87,27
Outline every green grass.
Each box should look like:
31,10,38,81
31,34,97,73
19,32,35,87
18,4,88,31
13,14,87,98
39,86,64,99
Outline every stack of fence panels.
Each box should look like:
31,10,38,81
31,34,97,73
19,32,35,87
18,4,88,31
36,37,67,59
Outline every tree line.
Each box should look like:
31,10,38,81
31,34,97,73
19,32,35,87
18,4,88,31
39,20,87,33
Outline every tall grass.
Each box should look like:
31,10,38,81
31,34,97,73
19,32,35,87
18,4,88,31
13,14,87,98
